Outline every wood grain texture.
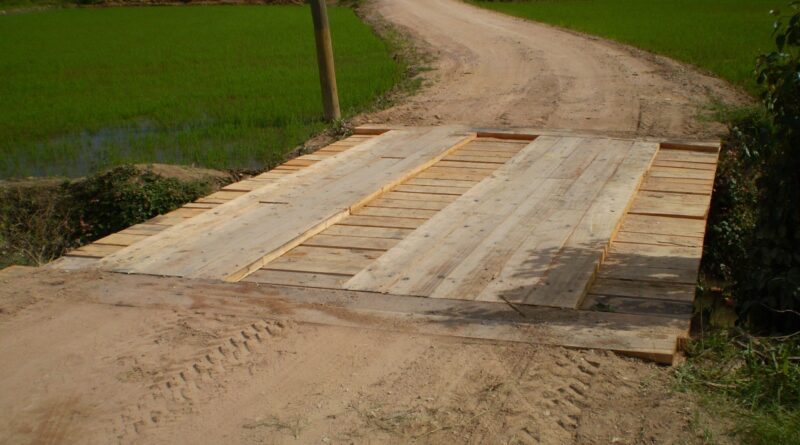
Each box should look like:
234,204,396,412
98,128,475,281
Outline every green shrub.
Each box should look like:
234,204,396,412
738,4,800,331
0,165,213,266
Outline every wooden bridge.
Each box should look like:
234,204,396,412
55,126,719,364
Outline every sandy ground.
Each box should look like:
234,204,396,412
360,0,748,139
0,1,747,444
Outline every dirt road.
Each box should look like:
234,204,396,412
0,1,744,444
364,0,746,138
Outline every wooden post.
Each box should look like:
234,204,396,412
310,0,341,121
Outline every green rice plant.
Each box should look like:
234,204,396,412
0,5,400,178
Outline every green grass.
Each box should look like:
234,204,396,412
0,5,401,178
676,329,800,445
470,0,779,93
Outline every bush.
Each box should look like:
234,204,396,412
0,165,213,266
738,4,800,331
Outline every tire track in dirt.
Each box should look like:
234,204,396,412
113,318,291,442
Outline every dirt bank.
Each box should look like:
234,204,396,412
360,0,749,139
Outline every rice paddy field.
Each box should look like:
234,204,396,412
471,0,778,93
0,5,401,178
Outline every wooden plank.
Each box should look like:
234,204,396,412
620,214,707,237
354,207,438,219
366,198,451,211
608,241,702,259
164,208,207,219
392,184,471,195
337,215,425,230
302,234,399,251
444,154,508,164
94,233,149,246
602,251,701,273
324,225,413,239
416,170,491,182
382,191,459,203
204,191,247,201
422,166,497,177
119,223,168,236
652,160,717,171
582,294,694,319
89,273,687,364
435,160,499,170
264,246,381,275
223,179,272,192
614,231,703,248
640,177,713,195
598,263,698,284
346,135,587,296
99,128,475,281
67,243,124,258
590,278,696,302
654,149,719,164
183,202,219,210
629,191,711,219
647,166,716,181
242,269,350,289
406,178,480,188
521,141,658,308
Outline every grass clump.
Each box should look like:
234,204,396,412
0,166,215,267
470,0,776,93
0,5,401,178
676,330,800,445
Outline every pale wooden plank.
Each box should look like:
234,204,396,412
629,191,711,219
94,233,149,246
324,225,413,239
521,141,658,308
302,234,399,251
589,278,695,302
614,231,703,248
405,178,480,188
205,191,247,201
654,149,719,164
354,207,439,219
382,191,459,203
444,154,508,164
99,128,474,281
345,135,584,296
338,215,425,230
367,198,451,211
647,166,716,181
223,179,273,192
640,177,713,195
242,269,350,289
608,241,702,259
415,170,491,182
392,184,471,195
264,246,381,275
652,160,717,171
67,243,124,258
620,214,707,237
435,160,499,170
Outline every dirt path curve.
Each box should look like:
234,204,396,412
365,0,747,138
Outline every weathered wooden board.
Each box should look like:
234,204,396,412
345,136,657,309
99,128,475,281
